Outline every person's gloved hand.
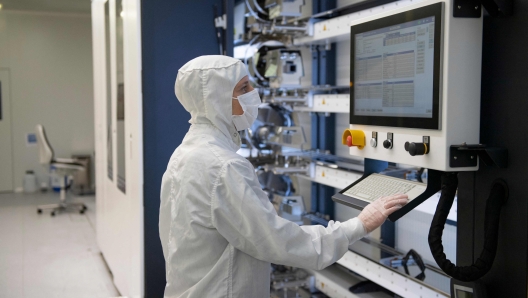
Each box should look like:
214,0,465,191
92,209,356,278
357,194,409,233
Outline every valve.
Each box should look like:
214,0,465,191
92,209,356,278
342,129,365,149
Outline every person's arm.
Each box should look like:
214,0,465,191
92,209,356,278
211,159,366,270
159,167,173,260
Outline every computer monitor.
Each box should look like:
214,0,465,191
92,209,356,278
350,3,443,130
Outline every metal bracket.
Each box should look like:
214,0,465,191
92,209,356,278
449,144,508,168
214,14,227,29
453,0,512,18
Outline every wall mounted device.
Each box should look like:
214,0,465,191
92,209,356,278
274,195,305,224
333,0,485,221
265,49,304,89
247,46,304,89
247,43,285,88
246,0,304,22
345,1,482,172
244,103,306,149
264,0,304,19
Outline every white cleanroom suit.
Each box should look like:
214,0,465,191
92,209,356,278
159,55,405,298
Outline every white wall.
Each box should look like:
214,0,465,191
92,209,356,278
0,10,94,189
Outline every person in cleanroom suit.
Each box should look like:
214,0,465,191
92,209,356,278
159,55,408,298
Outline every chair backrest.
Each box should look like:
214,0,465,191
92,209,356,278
35,124,54,165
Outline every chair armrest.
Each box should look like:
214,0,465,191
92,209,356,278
51,163,85,172
54,157,78,163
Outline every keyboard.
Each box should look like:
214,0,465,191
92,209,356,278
343,173,427,203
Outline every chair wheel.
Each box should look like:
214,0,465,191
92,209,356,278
51,212,55,217
80,209,85,214
37,209,42,214
82,205,87,211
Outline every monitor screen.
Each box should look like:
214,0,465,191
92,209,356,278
354,17,435,118
350,3,443,129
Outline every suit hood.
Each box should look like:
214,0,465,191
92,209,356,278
175,55,247,149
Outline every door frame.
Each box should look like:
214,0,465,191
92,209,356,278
0,68,14,193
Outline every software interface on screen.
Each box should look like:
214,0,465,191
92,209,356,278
354,17,435,118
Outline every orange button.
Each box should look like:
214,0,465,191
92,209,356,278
342,129,365,149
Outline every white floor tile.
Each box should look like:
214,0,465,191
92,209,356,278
0,192,119,298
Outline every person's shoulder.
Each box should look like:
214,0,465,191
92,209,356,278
218,154,255,178
164,138,218,171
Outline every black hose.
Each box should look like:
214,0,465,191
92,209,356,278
402,249,426,281
416,168,424,183
428,173,508,282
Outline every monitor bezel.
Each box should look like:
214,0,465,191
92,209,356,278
350,2,444,130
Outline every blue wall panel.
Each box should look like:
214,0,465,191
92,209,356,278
142,0,233,296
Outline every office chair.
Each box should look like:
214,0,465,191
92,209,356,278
35,124,87,216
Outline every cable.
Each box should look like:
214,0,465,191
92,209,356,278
245,0,271,24
416,167,424,183
428,173,508,282
251,0,268,16
213,5,223,55
243,34,268,88
402,249,426,281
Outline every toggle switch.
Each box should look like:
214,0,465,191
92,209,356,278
342,129,365,149
383,132,394,149
405,136,430,156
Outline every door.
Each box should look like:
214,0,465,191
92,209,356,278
0,69,13,192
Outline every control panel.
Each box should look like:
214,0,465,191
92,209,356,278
344,1,483,172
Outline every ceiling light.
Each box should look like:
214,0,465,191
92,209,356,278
0,4,3,10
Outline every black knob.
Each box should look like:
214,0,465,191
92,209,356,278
383,139,392,149
405,142,427,156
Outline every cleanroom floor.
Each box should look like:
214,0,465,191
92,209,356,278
0,192,119,298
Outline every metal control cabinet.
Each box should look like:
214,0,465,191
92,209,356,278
345,0,483,172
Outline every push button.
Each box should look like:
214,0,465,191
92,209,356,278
383,139,393,149
342,129,365,149
383,132,394,149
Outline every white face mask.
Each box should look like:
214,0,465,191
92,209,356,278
232,89,261,131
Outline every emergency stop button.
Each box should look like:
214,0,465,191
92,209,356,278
342,129,365,149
